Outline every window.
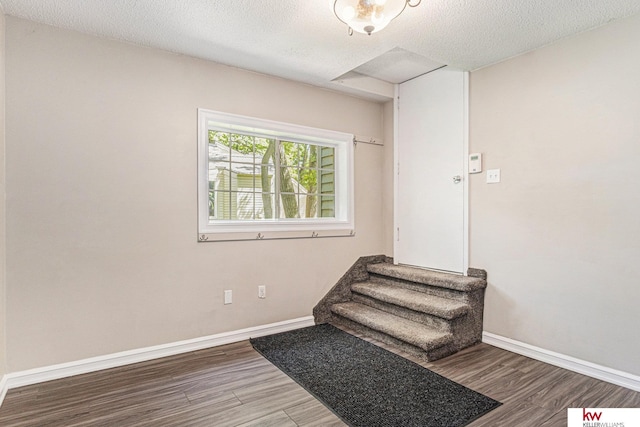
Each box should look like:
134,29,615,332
198,109,354,241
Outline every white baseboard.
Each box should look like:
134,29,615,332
0,315,315,407
483,331,640,392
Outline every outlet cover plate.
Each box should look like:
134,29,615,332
487,169,501,184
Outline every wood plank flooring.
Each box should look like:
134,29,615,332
1,326,638,426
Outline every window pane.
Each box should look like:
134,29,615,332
211,191,232,220
279,193,300,219
209,140,230,164
209,135,280,221
279,141,299,166
256,193,276,219
210,147,335,221
209,163,230,192
208,182,216,219
319,170,335,194
299,194,318,219
282,142,321,167
230,162,259,180
256,138,276,165
235,192,255,220
280,167,313,193
209,131,232,193
320,196,335,218
319,146,335,170
211,191,263,220
279,167,297,194
229,134,256,164
257,164,276,195
298,168,318,195
209,131,231,149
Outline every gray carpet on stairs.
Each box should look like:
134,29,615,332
250,324,501,427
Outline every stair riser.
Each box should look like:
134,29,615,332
450,288,486,350
351,294,453,333
369,275,470,302
449,319,483,350
330,316,457,362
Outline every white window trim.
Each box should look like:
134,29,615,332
197,109,355,242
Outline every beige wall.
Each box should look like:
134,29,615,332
0,10,6,378
470,13,640,375
5,17,387,372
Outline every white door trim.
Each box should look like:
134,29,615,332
462,71,470,274
393,84,400,257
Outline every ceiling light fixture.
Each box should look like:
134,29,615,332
333,0,421,36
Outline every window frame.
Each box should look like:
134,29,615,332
197,109,355,242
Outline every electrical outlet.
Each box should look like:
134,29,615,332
486,169,501,184
258,285,266,299
224,290,232,305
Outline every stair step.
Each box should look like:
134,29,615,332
331,302,453,352
367,263,486,292
351,281,470,320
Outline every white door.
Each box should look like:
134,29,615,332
395,68,467,273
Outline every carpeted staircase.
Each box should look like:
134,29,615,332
313,256,488,362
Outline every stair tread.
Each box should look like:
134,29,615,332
367,263,486,292
351,281,470,319
331,302,453,351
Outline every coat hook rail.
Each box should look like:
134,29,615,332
353,135,383,146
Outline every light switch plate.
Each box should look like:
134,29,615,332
487,169,501,184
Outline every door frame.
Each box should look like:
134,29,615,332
393,70,470,275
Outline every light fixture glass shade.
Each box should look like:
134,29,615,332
333,0,409,35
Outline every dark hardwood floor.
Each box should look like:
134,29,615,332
1,326,638,426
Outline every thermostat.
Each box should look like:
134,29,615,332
469,153,482,173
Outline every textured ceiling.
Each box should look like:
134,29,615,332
2,0,640,100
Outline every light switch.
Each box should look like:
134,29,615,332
487,169,501,184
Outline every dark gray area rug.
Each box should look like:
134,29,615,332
250,323,501,427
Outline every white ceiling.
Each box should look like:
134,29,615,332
2,0,639,101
